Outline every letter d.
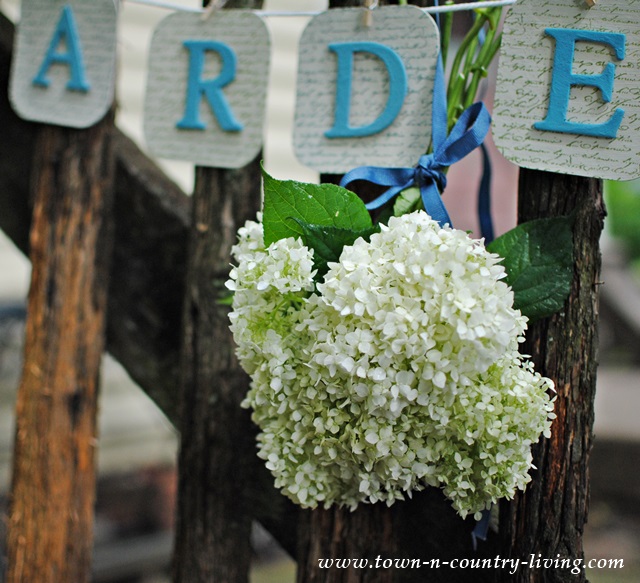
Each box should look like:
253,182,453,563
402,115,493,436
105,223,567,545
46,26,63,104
325,42,407,139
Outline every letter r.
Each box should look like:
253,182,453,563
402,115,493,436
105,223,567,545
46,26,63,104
176,40,243,132
32,4,90,92
325,41,408,139
534,28,626,139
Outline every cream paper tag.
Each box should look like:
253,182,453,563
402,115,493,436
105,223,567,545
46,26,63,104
493,0,640,180
293,6,440,174
144,10,271,169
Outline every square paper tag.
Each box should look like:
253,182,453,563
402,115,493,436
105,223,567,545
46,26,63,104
143,10,271,169
9,0,118,128
293,6,440,174
493,0,640,180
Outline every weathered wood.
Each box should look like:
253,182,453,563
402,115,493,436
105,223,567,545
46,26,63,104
171,1,266,581
172,161,262,583
5,115,115,582
107,131,190,422
298,505,397,583
498,170,605,582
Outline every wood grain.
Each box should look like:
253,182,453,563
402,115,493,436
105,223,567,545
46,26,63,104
6,116,115,583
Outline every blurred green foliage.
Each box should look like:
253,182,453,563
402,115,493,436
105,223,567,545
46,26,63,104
605,180,640,263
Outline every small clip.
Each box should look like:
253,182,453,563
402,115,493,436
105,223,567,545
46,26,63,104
584,0,598,6
202,0,229,21
362,0,378,28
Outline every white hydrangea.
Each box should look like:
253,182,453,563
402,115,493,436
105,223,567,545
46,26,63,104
226,217,316,374
227,211,555,519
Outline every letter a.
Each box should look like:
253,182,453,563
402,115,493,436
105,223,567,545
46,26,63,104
534,28,626,139
176,40,243,132
32,4,90,92
325,41,408,139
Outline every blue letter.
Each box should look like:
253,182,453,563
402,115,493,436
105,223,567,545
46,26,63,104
176,40,243,132
325,42,407,139
32,5,90,92
534,28,626,139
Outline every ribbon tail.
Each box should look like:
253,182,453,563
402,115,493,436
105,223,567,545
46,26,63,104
433,102,491,166
340,166,416,211
478,143,494,244
420,182,451,228
471,507,492,551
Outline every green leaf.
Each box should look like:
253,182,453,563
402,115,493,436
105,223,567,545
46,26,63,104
393,187,422,217
262,167,372,247
293,221,380,282
487,216,573,322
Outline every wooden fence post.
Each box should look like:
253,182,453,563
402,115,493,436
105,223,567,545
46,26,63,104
5,115,115,583
171,2,264,581
498,169,605,583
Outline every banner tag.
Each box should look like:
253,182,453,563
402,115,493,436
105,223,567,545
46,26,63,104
293,6,440,174
493,0,640,181
144,10,271,169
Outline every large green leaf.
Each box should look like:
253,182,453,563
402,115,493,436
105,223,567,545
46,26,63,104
487,216,574,322
262,167,372,246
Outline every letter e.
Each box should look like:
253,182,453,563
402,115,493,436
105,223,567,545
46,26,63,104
534,28,626,139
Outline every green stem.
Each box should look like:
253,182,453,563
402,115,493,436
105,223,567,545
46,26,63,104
461,9,502,110
463,33,501,110
440,2,455,69
445,14,488,128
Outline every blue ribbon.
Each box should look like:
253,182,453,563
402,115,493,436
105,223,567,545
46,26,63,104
339,57,491,230
472,507,492,551
478,143,494,244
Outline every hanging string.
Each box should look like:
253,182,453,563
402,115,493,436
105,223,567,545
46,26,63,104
124,0,517,17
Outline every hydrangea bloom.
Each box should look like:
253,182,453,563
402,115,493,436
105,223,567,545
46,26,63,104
227,211,555,519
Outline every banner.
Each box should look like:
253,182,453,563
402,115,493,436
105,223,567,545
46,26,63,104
8,0,640,179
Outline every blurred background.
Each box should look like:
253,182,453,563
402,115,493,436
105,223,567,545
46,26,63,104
0,0,638,581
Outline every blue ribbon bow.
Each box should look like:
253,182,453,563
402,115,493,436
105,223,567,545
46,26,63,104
339,56,492,231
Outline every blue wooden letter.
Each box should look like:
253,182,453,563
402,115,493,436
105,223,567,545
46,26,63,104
534,28,626,139
325,42,408,139
176,40,243,132
32,4,90,92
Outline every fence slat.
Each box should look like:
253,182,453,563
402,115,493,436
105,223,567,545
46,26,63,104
498,169,604,583
6,118,115,582
171,2,265,581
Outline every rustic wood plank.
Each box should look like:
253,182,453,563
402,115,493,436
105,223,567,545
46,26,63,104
6,113,115,582
171,2,276,580
0,12,189,423
107,131,190,423
0,13,36,254
498,170,605,583
172,159,262,582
